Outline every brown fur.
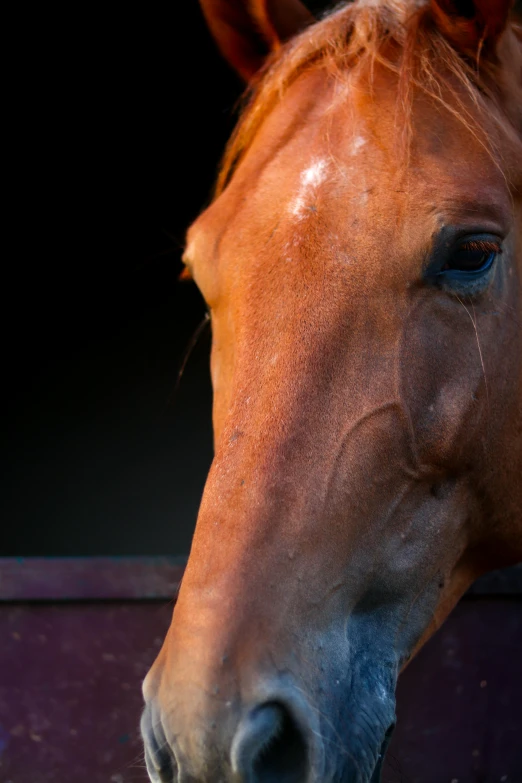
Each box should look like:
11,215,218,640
142,3,522,782
217,1,522,193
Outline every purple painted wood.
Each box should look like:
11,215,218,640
385,599,522,783
0,557,185,601
1,558,520,601
0,598,520,782
0,558,521,782
0,601,173,783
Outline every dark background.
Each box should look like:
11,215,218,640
4,0,519,557
3,0,330,557
3,4,245,556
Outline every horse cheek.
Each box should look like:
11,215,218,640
400,301,487,471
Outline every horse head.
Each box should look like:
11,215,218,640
142,1,522,780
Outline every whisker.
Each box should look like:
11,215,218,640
455,294,490,416
163,311,211,416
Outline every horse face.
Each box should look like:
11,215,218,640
142,6,522,783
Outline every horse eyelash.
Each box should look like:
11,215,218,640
459,239,502,254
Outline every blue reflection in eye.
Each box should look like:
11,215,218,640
437,249,497,282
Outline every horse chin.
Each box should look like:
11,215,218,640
316,684,396,783
330,720,396,783
369,722,395,783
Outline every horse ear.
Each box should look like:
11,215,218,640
430,0,514,54
199,0,315,81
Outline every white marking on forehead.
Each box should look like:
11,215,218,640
301,159,328,187
349,135,367,155
289,158,328,220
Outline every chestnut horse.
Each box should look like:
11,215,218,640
142,1,522,780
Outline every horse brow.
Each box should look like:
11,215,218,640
215,1,520,196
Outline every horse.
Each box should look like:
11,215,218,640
142,1,522,780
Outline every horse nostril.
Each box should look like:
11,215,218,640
145,744,176,783
231,702,309,783
141,708,177,783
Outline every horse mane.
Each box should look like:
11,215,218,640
215,0,522,195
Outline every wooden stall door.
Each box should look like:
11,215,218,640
0,558,521,783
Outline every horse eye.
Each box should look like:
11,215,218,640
444,241,499,273
434,237,501,286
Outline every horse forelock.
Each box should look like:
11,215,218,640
215,0,522,196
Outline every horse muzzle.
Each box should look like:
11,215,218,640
141,664,396,783
141,679,324,783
